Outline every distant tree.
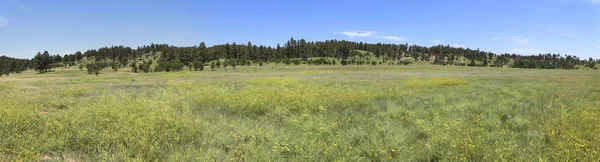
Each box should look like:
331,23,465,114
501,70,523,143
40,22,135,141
483,58,488,67
86,62,105,75
341,59,348,66
132,64,138,73
223,61,228,70
140,62,151,73
33,51,52,73
192,60,204,71
210,62,216,71
216,60,222,68
231,60,237,69
111,61,119,71
79,64,83,71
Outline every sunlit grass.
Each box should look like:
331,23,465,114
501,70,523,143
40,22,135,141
0,65,599,161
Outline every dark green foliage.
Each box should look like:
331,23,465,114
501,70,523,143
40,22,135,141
192,60,204,71
292,59,301,65
398,60,412,65
2,37,594,72
132,65,138,73
230,60,237,69
483,58,489,67
110,62,119,72
511,54,578,69
586,58,596,69
138,61,152,73
469,59,476,67
341,59,348,66
86,62,105,75
33,51,52,73
210,62,216,71
0,56,29,76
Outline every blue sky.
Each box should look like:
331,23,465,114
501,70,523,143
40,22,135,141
0,0,598,59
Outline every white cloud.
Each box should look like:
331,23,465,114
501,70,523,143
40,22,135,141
335,30,407,42
509,48,542,55
0,17,8,27
491,36,532,45
596,45,600,48
584,0,600,3
12,0,26,8
377,36,407,42
451,44,466,48
433,40,442,44
336,30,377,37
547,29,577,37
509,36,530,44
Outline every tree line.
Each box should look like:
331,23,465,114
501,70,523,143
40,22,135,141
0,38,598,76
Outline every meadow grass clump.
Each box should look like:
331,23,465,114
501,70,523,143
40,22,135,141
405,77,469,88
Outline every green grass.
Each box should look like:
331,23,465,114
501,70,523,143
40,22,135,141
1,65,599,161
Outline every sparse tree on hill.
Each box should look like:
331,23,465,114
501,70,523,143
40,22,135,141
193,60,204,71
86,62,105,75
483,58,488,67
216,60,221,68
33,51,52,73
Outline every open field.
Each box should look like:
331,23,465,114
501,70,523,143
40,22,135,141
1,64,600,161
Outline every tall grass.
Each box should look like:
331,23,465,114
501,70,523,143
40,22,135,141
0,67,599,161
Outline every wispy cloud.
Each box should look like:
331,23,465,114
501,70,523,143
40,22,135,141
584,0,600,3
377,36,407,41
451,44,466,48
491,36,532,45
433,40,442,44
0,17,8,27
596,45,600,48
508,36,530,44
510,48,542,55
547,29,578,37
335,30,407,42
12,0,26,8
336,30,377,37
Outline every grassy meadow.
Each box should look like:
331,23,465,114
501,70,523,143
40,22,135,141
1,64,599,161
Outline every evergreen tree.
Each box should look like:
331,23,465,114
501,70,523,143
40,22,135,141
33,51,52,73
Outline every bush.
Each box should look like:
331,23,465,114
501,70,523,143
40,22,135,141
398,60,412,65
85,62,105,75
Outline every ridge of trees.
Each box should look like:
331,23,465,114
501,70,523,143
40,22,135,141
0,38,598,76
